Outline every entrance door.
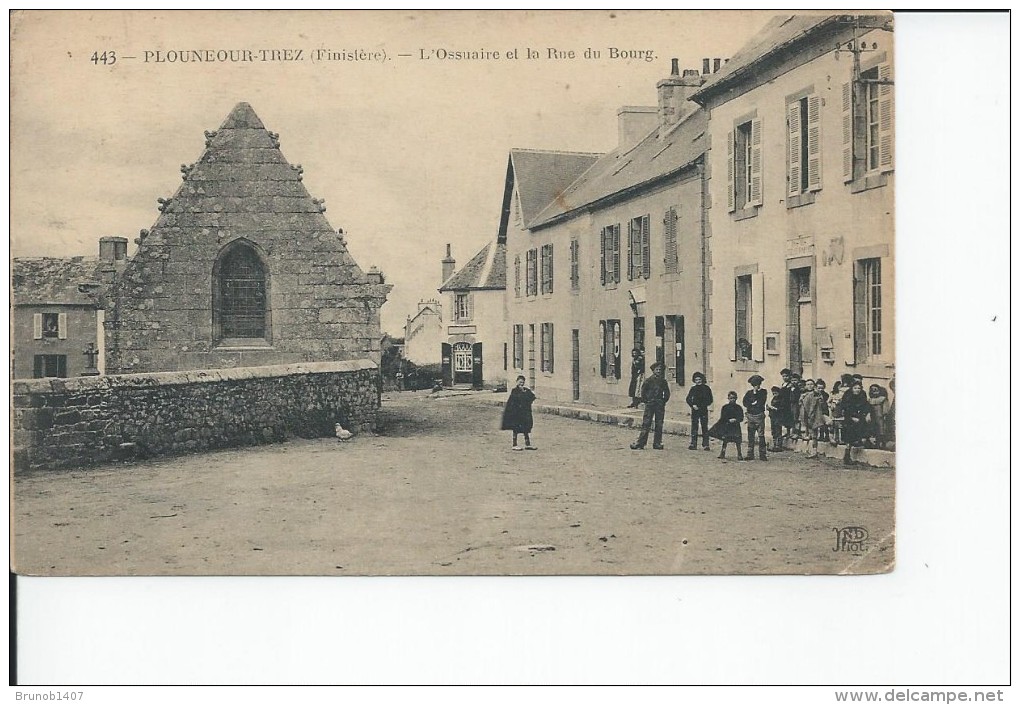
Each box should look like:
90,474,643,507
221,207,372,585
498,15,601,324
788,267,813,377
654,316,665,367
453,342,473,386
571,329,580,401
471,342,483,389
673,315,685,384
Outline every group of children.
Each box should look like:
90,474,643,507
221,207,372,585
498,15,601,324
504,365,895,466
696,369,895,465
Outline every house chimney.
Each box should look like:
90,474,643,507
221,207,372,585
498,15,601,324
617,105,658,151
99,236,128,267
366,265,385,285
713,58,722,73
657,59,705,133
702,58,711,75
441,244,456,284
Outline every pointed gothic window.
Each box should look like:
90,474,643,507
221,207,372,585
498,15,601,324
214,242,269,344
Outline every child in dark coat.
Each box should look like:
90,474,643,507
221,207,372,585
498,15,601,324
686,372,714,451
501,375,537,451
709,391,744,459
767,385,785,452
837,381,872,465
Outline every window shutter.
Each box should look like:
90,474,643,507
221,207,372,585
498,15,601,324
613,320,622,379
842,82,854,183
467,294,473,321
728,281,737,362
514,256,521,297
549,323,554,374
853,268,868,364
663,207,677,273
539,246,546,294
642,216,651,279
752,272,765,362
599,320,606,377
626,222,634,281
748,117,763,206
613,226,621,283
57,313,68,340
806,94,822,191
878,63,894,172
548,244,553,294
726,131,736,212
33,355,42,378
787,101,801,198
600,229,607,285
33,313,43,340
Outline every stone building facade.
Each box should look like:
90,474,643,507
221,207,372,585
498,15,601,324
505,63,716,407
403,299,443,366
104,102,391,374
691,14,894,391
438,241,507,389
11,246,116,379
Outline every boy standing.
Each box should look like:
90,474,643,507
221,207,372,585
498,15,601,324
742,374,768,461
630,361,670,450
686,372,714,451
799,378,827,458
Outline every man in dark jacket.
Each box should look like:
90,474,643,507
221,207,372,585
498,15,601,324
686,372,714,451
742,374,768,461
630,362,670,450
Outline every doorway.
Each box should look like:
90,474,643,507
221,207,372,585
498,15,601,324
453,342,473,386
788,267,813,377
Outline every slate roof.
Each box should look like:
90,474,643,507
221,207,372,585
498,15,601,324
529,109,708,229
439,241,506,292
691,13,892,104
510,149,602,227
11,257,102,306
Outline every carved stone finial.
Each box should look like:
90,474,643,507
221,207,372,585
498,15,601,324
157,197,172,212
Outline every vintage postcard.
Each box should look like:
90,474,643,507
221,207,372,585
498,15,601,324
10,10,895,577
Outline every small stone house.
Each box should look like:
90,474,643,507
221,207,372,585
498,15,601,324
104,102,391,374
11,254,107,379
438,241,506,389
403,299,443,366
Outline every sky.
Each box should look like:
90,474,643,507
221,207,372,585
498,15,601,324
9,10,774,335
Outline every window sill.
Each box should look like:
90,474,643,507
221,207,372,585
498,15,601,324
216,339,273,351
603,283,619,291
732,206,760,222
659,270,683,282
849,171,890,194
570,287,580,295
786,191,818,210
732,359,763,372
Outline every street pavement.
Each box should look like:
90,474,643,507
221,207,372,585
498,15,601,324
12,390,895,576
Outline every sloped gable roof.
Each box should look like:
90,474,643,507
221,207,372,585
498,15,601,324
133,102,364,279
12,257,101,306
510,149,602,227
439,241,506,292
691,13,891,104
529,109,708,229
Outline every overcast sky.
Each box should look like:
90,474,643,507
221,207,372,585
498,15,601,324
11,10,776,334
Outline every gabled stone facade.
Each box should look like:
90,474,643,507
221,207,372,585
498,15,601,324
105,102,391,374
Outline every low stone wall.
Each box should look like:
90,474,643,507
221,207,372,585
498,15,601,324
12,360,380,471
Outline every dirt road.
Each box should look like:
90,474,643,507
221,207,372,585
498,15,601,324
12,391,894,575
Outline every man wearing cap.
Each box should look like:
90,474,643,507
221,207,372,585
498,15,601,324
685,372,714,451
630,361,671,450
742,374,768,461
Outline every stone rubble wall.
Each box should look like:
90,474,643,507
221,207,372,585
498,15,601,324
12,360,380,471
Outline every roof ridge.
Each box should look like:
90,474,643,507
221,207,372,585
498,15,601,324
510,147,605,157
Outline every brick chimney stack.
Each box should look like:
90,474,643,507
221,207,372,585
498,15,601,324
441,244,456,284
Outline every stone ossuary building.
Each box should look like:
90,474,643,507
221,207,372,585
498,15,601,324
103,102,391,374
